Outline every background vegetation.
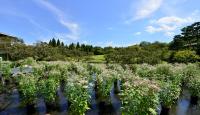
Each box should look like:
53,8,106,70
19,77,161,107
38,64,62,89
1,22,200,64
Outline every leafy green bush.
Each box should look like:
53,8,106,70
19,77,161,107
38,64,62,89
0,61,12,79
37,73,59,103
182,64,200,96
68,62,89,76
155,64,182,83
187,78,200,96
173,50,199,63
136,63,182,109
159,82,181,108
96,69,116,102
17,73,37,105
135,64,155,79
0,82,3,93
64,73,90,114
120,77,160,115
17,57,36,66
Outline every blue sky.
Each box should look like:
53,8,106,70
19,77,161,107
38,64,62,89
0,0,200,46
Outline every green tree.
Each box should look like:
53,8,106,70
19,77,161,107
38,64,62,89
52,38,57,47
170,22,200,52
172,50,199,63
49,40,52,46
69,43,75,50
61,42,64,47
7,44,34,60
93,47,103,55
76,42,80,49
57,39,60,46
80,44,86,51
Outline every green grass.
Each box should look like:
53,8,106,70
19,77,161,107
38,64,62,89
83,55,105,63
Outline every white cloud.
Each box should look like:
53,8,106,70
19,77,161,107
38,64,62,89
82,41,88,44
35,0,64,18
146,26,161,33
0,8,51,34
146,11,200,37
28,19,51,33
34,0,80,40
126,0,163,23
160,24,177,31
155,16,194,25
164,32,175,37
146,24,176,34
60,19,80,40
135,0,163,20
134,32,142,35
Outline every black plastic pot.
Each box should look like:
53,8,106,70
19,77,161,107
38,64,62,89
98,101,114,114
46,102,59,113
26,104,36,114
114,80,120,94
5,79,10,86
60,80,65,92
14,81,19,87
160,106,170,115
94,81,98,98
190,95,198,105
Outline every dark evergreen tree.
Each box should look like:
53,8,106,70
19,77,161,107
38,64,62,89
81,44,86,51
52,38,57,47
61,42,64,47
69,43,75,50
169,35,184,50
76,42,80,49
197,43,200,55
57,39,61,46
94,46,103,55
170,22,200,52
49,40,52,46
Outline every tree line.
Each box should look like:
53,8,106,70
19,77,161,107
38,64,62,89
4,22,200,64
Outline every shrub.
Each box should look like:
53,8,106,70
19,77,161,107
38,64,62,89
182,64,200,96
172,50,199,63
159,82,181,108
64,73,90,114
17,73,37,105
120,77,160,115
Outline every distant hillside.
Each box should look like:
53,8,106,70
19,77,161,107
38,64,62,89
0,33,23,44
0,33,23,59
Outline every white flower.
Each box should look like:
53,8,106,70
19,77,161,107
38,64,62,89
83,85,88,89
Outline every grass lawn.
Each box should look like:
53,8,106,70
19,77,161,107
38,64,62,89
83,55,105,63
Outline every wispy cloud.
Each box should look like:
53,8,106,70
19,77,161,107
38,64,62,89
59,19,80,40
145,10,200,37
28,18,51,33
134,32,142,36
151,16,194,25
126,0,163,23
34,0,80,40
0,8,51,35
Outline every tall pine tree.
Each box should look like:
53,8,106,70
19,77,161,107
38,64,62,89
49,40,52,46
52,38,56,47
57,39,60,46
61,42,64,47
69,43,75,50
76,42,80,49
